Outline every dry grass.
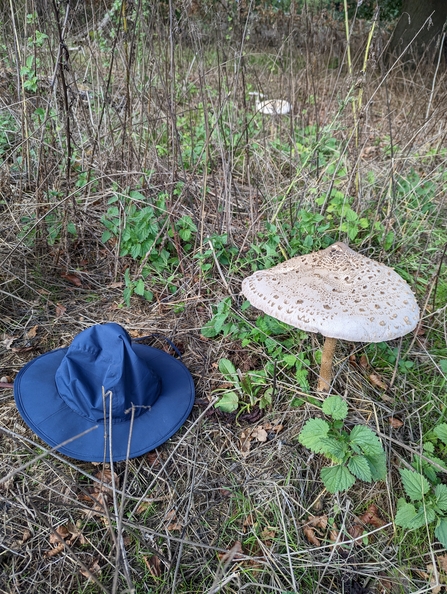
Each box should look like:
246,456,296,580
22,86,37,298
1,1,447,592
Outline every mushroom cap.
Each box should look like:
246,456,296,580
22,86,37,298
241,242,420,342
256,99,291,115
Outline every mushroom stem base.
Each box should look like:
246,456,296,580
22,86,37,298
317,337,337,392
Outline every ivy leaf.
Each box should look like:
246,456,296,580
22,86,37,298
214,391,239,413
349,426,384,457
434,423,447,446
320,465,356,493
435,484,447,511
435,518,447,549
400,469,431,501
298,419,330,453
348,455,373,482
322,395,348,420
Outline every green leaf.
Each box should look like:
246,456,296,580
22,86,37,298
101,230,112,243
349,426,384,457
259,388,272,410
364,452,387,481
201,321,218,338
400,469,431,501
318,437,348,462
215,391,239,413
435,518,447,548
298,418,330,453
395,501,418,529
348,455,373,482
320,465,356,493
134,279,145,296
213,313,230,334
322,395,348,420
434,423,447,446
218,358,238,384
408,505,436,529
435,484,447,511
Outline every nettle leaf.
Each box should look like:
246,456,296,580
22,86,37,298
134,279,145,296
348,455,373,482
395,501,418,529
435,484,447,511
349,426,384,457
318,437,348,462
434,423,447,446
400,469,431,501
435,518,447,549
408,505,436,530
322,395,348,420
320,464,356,493
365,452,387,481
215,391,239,413
298,419,330,453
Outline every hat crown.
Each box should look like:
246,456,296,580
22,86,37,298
55,324,161,423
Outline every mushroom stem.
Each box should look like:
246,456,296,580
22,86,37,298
317,337,338,392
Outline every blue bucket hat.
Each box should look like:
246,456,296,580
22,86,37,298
13,323,195,462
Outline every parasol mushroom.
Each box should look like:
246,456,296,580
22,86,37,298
241,242,420,391
249,92,292,116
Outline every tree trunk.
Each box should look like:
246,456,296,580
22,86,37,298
388,0,447,60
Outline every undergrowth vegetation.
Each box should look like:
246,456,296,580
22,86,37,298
1,0,447,592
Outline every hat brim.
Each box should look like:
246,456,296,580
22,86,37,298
14,344,195,462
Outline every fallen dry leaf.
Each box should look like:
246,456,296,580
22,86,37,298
302,515,328,546
26,325,38,338
80,560,101,581
348,523,365,544
143,555,163,578
369,373,388,390
46,523,86,557
165,509,182,531
303,525,321,546
251,427,268,442
358,504,386,528
55,303,67,317
61,273,82,287
359,354,368,369
438,554,447,573
218,540,244,564
260,527,276,542
146,451,161,467
243,514,256,530
389,417,404,429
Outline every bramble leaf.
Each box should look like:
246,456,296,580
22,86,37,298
400,469,430,501
298,419,330,453
320,465,356,493
348,455,373,482
322,395,348,420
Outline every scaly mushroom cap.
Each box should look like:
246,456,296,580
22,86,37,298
241,242,420,342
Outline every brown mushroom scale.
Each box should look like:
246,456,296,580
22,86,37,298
241,242,420,391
